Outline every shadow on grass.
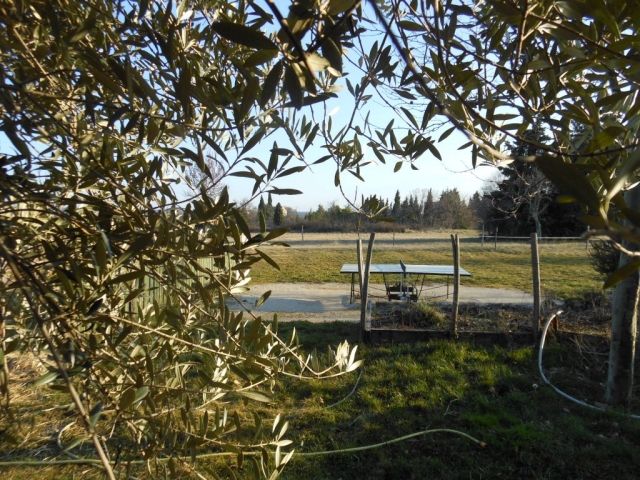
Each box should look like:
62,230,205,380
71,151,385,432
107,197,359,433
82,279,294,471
276,321,361,352
273,321,640,480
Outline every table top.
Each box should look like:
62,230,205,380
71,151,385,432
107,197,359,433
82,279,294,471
340,264,471,276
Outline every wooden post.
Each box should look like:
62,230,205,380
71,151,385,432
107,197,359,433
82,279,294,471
585,226,589,250
301,224,304,241
360,233,376,343
481,224,485,247
393,232,395,246
356,239,364,299
531,233,541,344
494,227,498,252
450,234,460,337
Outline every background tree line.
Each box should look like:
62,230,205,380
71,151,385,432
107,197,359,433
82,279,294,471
249,125,588,235
299,188,476,231
289,177,584,235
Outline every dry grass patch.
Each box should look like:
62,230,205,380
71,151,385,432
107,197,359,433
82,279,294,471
371,300,611,337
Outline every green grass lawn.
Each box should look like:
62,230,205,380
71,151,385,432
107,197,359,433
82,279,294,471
6,321,638,479
250,233,601,300
241,322,640,479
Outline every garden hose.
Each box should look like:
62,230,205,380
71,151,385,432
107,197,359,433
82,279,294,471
538,310,640,419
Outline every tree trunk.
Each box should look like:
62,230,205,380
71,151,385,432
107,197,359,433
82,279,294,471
605,185,640,406
532,212,542,238
530,195,543,238
359,233,375,343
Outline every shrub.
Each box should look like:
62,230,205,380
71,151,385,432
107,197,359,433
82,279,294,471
589,240,620,276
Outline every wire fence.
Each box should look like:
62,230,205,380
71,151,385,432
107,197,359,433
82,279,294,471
287,228,593,250
479,234,591,251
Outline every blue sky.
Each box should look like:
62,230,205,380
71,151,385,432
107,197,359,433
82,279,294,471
0,90,497,214
218,1,500,212
0,1,500,213
223,127,497,212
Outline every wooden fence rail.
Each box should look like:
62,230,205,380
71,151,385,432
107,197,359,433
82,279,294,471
136,256,228,307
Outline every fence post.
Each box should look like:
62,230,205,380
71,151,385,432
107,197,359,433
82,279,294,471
356,239,364,299
531,233,541,344
450,233,460,337
494,228,498,252
481,224,485,247
301,224,304,241
360,233,376,343
393,232,395,246
585,226,589,250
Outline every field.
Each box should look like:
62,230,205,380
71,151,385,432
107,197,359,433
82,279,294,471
3,231,637,480
251,230,601,300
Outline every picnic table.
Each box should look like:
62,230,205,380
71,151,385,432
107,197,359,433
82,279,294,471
340,263,471,303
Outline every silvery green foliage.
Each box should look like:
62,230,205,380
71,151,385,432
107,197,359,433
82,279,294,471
342,0,640,284
0,0,361,476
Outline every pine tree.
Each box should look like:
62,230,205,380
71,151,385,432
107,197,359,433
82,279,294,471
436,189,472,229
487,124,569,236
392,190,401,217
423,189,435,226
266,193,275,221
274,203,287,226
400,196,410,221
469,191,492,225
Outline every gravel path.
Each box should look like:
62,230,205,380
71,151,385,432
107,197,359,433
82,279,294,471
228,282,534,322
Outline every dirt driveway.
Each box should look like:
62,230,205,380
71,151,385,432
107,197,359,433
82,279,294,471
229,282,534,322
